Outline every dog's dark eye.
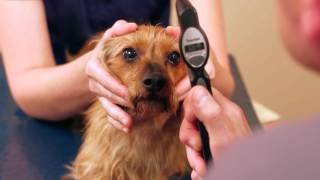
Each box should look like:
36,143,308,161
167,51,180,65
123,47,137,61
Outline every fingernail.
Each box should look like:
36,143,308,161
189,138,201,151
121,118,129,126
195,88,210,106
188,138,196,148
120,88,128,97
122,127,129,133
118,97,130,108
193,171,203,180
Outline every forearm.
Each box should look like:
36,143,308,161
191,0,229,69
9,53,95,121
211,52,235,97
191,0,234,96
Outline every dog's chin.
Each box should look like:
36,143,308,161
138,94,169,110
124,94,173,121
136,94,169,112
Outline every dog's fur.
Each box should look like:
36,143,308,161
67,25,188,180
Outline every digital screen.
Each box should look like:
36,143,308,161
184,43,205,53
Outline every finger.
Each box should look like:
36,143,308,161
175,76,191,100
107,116,130,133
110,20,138,37
178,91,188,101
191,171,197,180
206,87,251,156
211,88,251,137
191,170,203,180
186,146,206,176
165,26,181,39
180,93,202,151
210,87,230,105
180,92,200,150
99,97,132,130
89,79,130,107
210,88,250,133
190,86,221,125
179,115,202,151
181,89,194,124
94,20,138,53
86,58,128,99
101,20,137,40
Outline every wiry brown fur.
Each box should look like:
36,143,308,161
66,25,188,180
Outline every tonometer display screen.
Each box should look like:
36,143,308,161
185,43,205,53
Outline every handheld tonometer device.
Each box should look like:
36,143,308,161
176,0,213,163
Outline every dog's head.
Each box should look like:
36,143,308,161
99,25,187,129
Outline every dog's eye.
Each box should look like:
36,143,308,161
122,48,137,61
167,51,180,65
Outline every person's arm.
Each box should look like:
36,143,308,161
0,1,133,124
0,1,95,120
191,0,234,97
191,0,228,69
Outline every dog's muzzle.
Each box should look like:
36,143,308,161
142,63,167,93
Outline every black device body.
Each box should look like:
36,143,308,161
176,0,213,163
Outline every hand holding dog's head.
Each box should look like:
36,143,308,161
99,25,187,127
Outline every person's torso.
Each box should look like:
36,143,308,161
43,0,170,64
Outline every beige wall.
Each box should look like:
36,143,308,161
223,1,320,119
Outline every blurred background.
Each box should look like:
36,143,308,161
171,0,319,121
223,0,319,120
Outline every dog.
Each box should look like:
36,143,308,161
65,25,188,180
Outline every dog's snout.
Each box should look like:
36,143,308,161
143,73,166,92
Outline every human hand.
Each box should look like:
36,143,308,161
165,26,216,101
179,86,251,179
86,20,137,133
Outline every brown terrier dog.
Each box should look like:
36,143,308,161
67,25,188,180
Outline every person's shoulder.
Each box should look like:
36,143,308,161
206,114,320,180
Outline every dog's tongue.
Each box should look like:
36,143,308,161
302,0,320,43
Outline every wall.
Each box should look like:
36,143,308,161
223,0,320,119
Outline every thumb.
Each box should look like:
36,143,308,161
191,86,221,125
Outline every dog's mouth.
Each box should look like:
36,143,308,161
119,94,170,114
119,92,179,129
133,94,169,112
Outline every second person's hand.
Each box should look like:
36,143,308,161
179,86,251,179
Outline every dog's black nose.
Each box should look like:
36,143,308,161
143,73,166,92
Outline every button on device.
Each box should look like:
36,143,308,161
189,56,205,68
